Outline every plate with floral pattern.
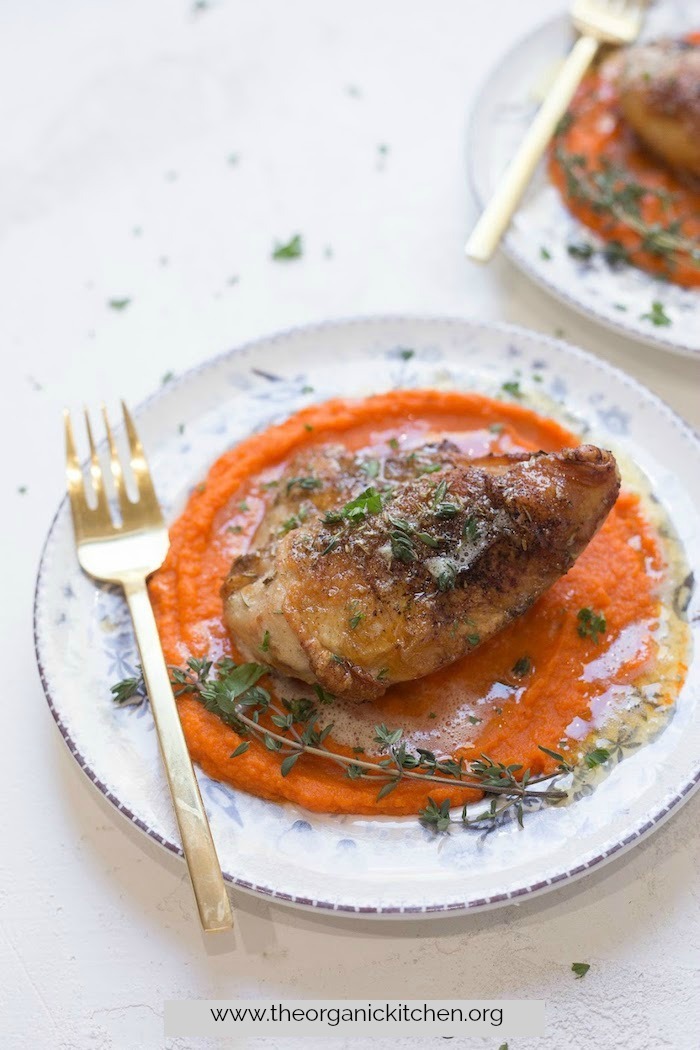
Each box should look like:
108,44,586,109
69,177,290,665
34,317,700,916
468,4,700,357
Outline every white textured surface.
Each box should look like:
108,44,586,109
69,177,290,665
2,1,700,1049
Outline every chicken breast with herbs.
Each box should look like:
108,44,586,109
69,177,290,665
618,38,700,178
222,442,620,701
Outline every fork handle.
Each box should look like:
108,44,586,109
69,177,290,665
124,579,233,932
465,33,600,263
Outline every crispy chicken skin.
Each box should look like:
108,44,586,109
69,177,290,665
618,38,700,178
222,442,620,701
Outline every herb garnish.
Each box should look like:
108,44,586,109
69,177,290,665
260,630,270,653
512,656,532,678
553,145,700,274
108,297,131,310
360,459,380,478
432,479,459,519
286,475,322,494
280,507,308,534
323,486,384,526
272,234,303,260
584,747,610,768
112,658,569,826
640,301,671,327
577,607,606,644
501,380,521,399
571,962,590,979
389,520,417,563
428,557,457,592
567,241,595,260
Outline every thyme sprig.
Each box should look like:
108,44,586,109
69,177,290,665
111,658,570,829
554,147,700,270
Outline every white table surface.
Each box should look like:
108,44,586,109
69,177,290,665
3,1,700,1048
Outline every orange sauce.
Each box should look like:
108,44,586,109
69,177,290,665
149,390,682,815
548,57,700,288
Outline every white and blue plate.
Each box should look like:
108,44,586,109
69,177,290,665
34,317,700,915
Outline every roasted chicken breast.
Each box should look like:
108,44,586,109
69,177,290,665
222,442,620,701
618,38,700,178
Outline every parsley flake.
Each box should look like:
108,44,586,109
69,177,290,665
640,300,671,327
577,607,606,644
272,234,303,261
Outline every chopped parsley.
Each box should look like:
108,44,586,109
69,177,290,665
389,523,417,564
577,607,606,644
567,241,595,260
501,380,522,399
286,475,322,494
280,515,303,535
323,487,384,525
108,297,131,310
272,234,303,260
571,962,590,979
432,479,459,519
640,300,671,327
313,684,335,705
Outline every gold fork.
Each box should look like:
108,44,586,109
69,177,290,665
465,0,646,262
64,402,233,933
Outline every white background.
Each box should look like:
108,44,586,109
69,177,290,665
3,1,700,1048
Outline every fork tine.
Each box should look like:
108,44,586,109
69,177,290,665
64,410,89,538
84,409,112,526
102,404,133,521
121,401,159,511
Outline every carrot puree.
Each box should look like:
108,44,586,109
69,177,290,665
548,59,700,288
149,390,678,816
